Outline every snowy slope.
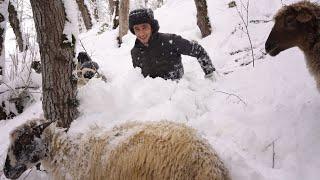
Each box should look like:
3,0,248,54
1,0,320,180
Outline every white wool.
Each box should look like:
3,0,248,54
33,121,230,180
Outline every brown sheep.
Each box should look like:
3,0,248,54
3,119,231,180
265,1,320,91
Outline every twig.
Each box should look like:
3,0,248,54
79,39,99,63
2,81,17,96
249,19,272,24
212,89,247,106
263,138,279,168
235,0,255,67
0,85,40,95
79,40,88,54
263,137,279,151
272,141,275,168
29,91,42,94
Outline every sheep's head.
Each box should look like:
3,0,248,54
3,119,52,179
265,1,320,56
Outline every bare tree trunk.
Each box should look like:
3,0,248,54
30,0,78,128
76,0,92,30
8,1,24,52
112,0,119,29
0,0,8,83
108,0,115,15
194,0,212,38
118,0,129,47
91,0,99,21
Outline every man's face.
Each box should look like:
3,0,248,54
133,23,152,46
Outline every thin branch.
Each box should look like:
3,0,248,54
246,1,249,26
272,141,275,168
29,91,42,94
0,85,40,95
212,89,247,106
263,137,280,151
79,39,88,53
2,81,17,96
239,0,248,11
235,0,255,67
263,138,280,168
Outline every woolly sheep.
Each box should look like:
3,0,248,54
265,1,320,91
3,119,231,180
76,52,107,87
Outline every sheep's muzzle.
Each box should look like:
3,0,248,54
3,156,27,179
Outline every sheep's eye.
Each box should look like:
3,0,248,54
30,155,40,163
284,16,297,28
18,135,32,144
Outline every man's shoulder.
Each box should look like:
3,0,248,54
157,33,186,44
158,32,178,39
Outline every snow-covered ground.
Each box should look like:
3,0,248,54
1,0,320,179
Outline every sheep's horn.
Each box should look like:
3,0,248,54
33,121,55,137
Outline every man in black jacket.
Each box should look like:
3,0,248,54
129,8,216,80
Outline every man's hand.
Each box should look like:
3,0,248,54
204,71,217,82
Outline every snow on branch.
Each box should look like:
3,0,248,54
61,0,79,48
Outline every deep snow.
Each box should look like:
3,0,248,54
0,0,319,179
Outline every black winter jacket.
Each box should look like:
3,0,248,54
131,32,215,80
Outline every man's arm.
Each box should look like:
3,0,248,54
171,34,215,75
131,49,142,68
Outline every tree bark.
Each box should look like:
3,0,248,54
112,0,119,29
194,0,212,38
118,0,129,46
0,0,8,83
91,0,99,21
30,0,78,128
107,0,115,16
8,1,24,52
76,0,93,30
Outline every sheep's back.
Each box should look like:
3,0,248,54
42,121,230,180
104,121,230,180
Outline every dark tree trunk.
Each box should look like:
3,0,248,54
30,0,78,128
0,0,8,82
194,0,212,38
118,0,129,47
8,1,24,52
76,0,92,30
112,0,119,29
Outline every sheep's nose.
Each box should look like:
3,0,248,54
265,41,275,52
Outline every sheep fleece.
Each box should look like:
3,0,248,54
42,121,230,180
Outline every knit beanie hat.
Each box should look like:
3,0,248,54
129,8,159,34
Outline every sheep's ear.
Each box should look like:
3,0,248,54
33,122,53,138
296,12,312,22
